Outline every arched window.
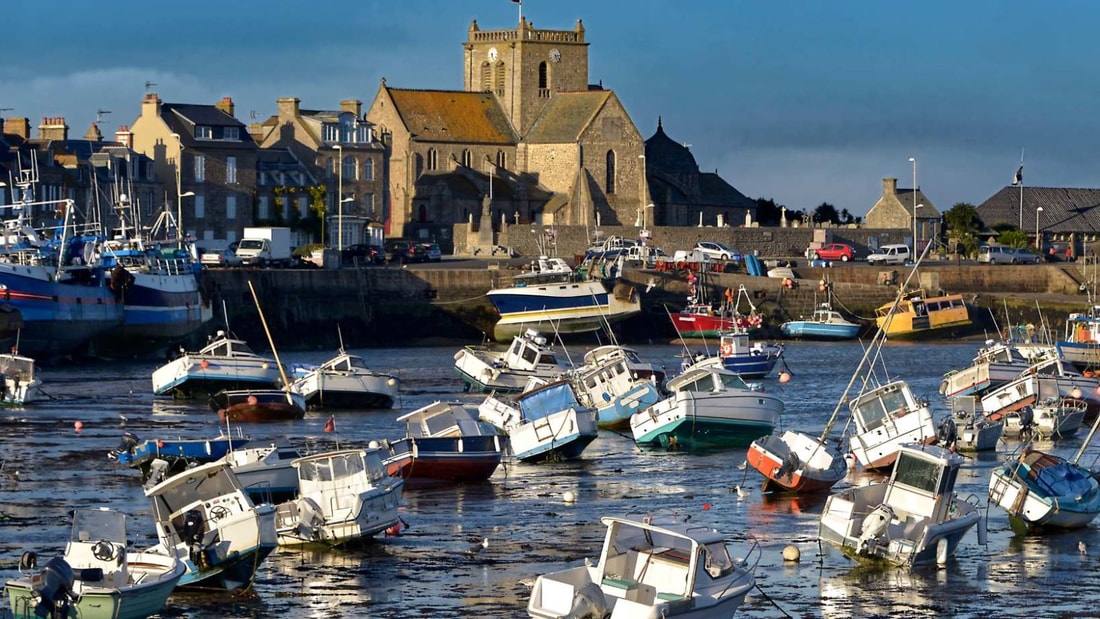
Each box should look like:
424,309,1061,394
341,156,356,180
538,61,548,89
496,150,506,169
605,150,616,194
362,158,373,181
494,61,506,96
427,148,438,171
480,62,492,92
462,149,472,167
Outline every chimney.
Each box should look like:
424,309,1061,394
142,93,161,119
883,177,898,196
38,117,69,141
4,117,30,139
340,99,362,117
114,125,132,148
215,96,235,117
277,97,301,119
84,123,103,142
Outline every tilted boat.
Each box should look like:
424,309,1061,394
988,414,1100,531
479,378,599,462
486,255,641,341
848,379,937,471
567,344,663,430
527,515,758,619
1056,304,1100,369
383,401,504,485
209,388,306,423
939,339,1033,399
273,448,404,547
630,356,783,450
669,284,764,339
109,431,251,483
453,328,567,393
1000,397,1087,441
4,507,185,619
143,461,277,590
151,330,283,397
875,288,971,340
819,444,983,568
945,397,1003,452
715,329,784,379
219,442,303,504
291,347,400,409
980,357,1100,421
780,302,861,340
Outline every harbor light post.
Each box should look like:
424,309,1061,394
1036,206,1044,249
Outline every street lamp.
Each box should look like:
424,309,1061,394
1036,206,1044,249
333,144,344,251
908,156,918,255
914,203,924,257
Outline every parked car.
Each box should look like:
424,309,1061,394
199,242,241,267
693,241,742,262
384,238,426,264
341,243,384,265
421,242,443,262
978,245,1041,264
866,244,911,266
622,244,668,267
806,242,855,262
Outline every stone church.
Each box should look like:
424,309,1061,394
366,15,753,243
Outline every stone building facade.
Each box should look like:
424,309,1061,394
864,177,940,251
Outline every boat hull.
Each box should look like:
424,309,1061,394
779,321,860,340
153,354,284,397
211,389,306,422
989,462,1100,530
747,431,848,493
4,557,183,619
488,280,640,341
631,391,781,450
384,435,503,485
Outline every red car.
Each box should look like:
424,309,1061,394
808,243,855,262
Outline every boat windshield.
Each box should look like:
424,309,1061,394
716,372,750,391
892,453,944,494
70,509,126,544
299,452,366,482
701,542,734,579
0,356,33,381
158,467,238,514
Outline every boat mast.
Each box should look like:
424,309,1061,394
247,280,293,392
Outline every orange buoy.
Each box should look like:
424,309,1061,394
74,421,83,431
200,360,209,369
247,395,258,406
779,372,791,383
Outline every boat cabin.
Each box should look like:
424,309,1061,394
145,462,248,545
517,380,585,422
0,354,35,384
850,382,920,433
669,361,753,394
198,331,258,358
882,445,962,524
319,352,370,373
1065,307,1100,344
397,401,491,439
66,508,130,589
500,330,560,371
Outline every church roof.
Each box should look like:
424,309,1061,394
644,118,698,173
386,88,516,144
698,172,756,208
524,91,613,143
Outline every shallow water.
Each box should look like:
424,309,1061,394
2,340,1100,618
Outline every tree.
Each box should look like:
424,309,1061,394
943,202,983,258
754,197,783,225
996,229,1029,248
814,202,839,225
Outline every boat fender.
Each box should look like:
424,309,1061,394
977,513,988,545
936,538,949,567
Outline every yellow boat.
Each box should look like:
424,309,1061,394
875,289,971,339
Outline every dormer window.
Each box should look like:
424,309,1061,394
195,126,213,139
323,124,339,143
223,126,239,140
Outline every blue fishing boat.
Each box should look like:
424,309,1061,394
715,330,783,378
780,303,861,340
0,163,123,360
109,431,251,483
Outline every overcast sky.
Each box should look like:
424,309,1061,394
4,0,1097,216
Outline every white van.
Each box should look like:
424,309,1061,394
866,244,911,266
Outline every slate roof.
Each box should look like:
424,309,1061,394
523,91,612,143
644,118,697,173
978,186,1100,234
698,173,756,209
387,88,516,144
163,103,257,150
893,188,939,217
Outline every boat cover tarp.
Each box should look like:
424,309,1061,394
1022,452,1094,499
518,382,580,421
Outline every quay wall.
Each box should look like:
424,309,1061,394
201,261,1089,351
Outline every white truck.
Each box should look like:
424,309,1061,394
235,227,293,267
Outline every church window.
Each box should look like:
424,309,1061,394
427,148,438,171
462,149,472,167
496,150,506,170
605,150,616,195
539,62,548,89
481,62,492,92
494,61,506,96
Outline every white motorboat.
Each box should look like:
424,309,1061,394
479,378,599,462
383,401,505,485
848,380,937,471
220,442,303,504
0,351,41,405
630,356,783,450
1001,397,1088,440
944,397,1003,452
567,344,663,430
273,448,404,547
291,348,400,409
527,515,758,619
4,507,185,619
151,329,283,397
819,444,983,568
454,329,567,393
939,339,1033,398
980,357,1100,420
143,461,277,590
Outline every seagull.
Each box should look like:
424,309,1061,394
119,414,128,426
733,485,750,499
467,538,489,556
1080,541,1088,556
737,460,748,471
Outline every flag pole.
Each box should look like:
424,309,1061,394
518,0,523,23
1017,148,1025,230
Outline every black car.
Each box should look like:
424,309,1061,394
341,243,384,265
384,239,426,264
